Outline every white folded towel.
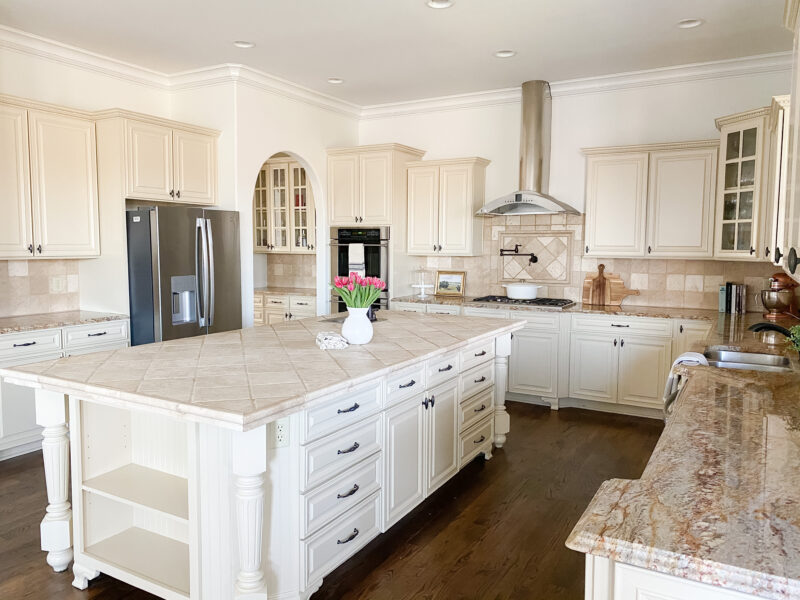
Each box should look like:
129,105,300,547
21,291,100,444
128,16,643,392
316,332,349,350
348,243,365,277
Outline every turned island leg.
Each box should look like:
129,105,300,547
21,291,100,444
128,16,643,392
232,426,268,599
35,388,73,572
494,332,511,448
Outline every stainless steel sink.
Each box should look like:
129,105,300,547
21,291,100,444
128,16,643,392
703,349,792,373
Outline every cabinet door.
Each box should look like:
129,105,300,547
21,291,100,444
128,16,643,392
328,154,359,225
173,129,216,205
568,333,618,403
617,335,671,408
384,395,426,529
647,148,717,257
767,98,790,265
672,320,712,362
508,327,559,398
714,117,767,260
28,111,99,257
253,166,270,252
407,166,439,255
0,105,33,259
438,164,473,255
614,562,753,600
289,163,315,252
125,120,173,201
585,153,648,256
360,151,392,225
266,311,287,324
426,380,459,495
269,163,290,252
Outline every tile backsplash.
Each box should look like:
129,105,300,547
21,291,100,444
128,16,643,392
266,254,316,289
0,260,80,317
410,214,780,312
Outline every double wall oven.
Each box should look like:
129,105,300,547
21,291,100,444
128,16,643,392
330,227,389,314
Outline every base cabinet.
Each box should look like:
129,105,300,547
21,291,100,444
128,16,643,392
616,336,671,409
569,333,619,404
672,320,713,361
426,380,459,495
509,323,559,398
384,396,426,529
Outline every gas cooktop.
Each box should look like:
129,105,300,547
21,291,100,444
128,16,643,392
472,295,575,309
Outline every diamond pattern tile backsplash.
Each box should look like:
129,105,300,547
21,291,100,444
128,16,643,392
500,232,573,284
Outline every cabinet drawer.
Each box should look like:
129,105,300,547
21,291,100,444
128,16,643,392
290,296,316,312
302,492,381,588
0,328,62,360
460,339,494,372
253,293,264,307
263,295,289,309
570,314,672,337
302,454,381,538
301,414,382,491
63,320,129,349
385,365,426,407
300,381,382,444
462,307,509,319
391,302,426,313
460,361,494,400
427,351,459,387
459,417,494,467
514,311,561,331
426,304,461,315
459,387,493,433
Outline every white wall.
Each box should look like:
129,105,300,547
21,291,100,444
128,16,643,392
359,70,792,212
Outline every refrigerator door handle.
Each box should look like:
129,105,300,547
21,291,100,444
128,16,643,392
206,218,215,327
195,217,208,327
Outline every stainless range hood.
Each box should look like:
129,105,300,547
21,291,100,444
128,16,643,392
477,80,579,216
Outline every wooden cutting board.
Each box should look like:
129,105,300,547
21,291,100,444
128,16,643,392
582,264,640,306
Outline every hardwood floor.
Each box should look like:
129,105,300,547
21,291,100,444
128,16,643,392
0,402,662,600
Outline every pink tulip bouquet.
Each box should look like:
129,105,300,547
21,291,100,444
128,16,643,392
332,273,386,308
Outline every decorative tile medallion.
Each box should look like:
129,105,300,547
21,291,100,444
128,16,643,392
500,231,573,285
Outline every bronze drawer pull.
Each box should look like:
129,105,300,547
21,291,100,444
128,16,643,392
336,484,359,499
474,376,486,383
611,324,630,328
473,435,486,444
399,379,416,389
474,350,487,357
337,403,360,414
87,331,107,337
438,364,453,372
337,442,360,455
337,528,359,544
12,341,36,347
474,404,486,413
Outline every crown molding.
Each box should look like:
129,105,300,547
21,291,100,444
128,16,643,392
406,156,491,168
581,139,719,156
360,87,520,120
715,106,772,129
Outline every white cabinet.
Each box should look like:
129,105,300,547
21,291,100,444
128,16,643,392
614,561,757,600
569,332,619,403
254,159,316,253
407,158,489,256
584,141,719,258
672,320,713,361
617,336,671,409
426,380,459,494
508,314,560,399
584,152,648,256
713,109,770,260
327,144,425,226
383,395,426,529
0,104,33,258
766,96,791,266
125,119,218,205
647,147,717,257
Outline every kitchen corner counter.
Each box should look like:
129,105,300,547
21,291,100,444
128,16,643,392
0,311,524,430
0,310,129,335
566,314,800,599
254,286,316,296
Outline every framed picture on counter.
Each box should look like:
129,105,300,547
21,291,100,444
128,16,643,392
435,270,466,297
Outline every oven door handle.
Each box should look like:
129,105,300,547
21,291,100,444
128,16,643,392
329,242,389,248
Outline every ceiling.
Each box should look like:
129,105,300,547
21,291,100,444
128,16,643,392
0,0,793,105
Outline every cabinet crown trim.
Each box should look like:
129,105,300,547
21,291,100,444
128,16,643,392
407,157,491,168
714,106,771,129
327,143,426,157
582,139,718,155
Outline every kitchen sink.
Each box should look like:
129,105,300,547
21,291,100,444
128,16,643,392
703,349,793,373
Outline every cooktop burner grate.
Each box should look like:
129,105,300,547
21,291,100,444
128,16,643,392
471,295,575,308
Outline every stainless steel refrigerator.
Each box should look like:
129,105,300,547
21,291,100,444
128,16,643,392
126,206,242,346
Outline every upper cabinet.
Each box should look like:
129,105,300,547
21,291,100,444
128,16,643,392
327,144,425,226
713,108,770,260
781,1,800,278
125,119,218,205
584,141,718,258
254,158,316,253
766,96,791,266
407,158,489,256
0,101,99,259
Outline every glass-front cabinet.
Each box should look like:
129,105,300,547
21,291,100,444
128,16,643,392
253,157,316,253
713,108,770,260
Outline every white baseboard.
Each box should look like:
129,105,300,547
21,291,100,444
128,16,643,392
0,438,41,461
505,393,663,421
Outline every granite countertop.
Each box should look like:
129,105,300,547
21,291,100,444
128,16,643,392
567,313,800,599
0,310,129,335
391,295,722,321
254,286,316,297
0,312,523,431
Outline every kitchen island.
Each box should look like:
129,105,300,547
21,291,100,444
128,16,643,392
0,311,523,600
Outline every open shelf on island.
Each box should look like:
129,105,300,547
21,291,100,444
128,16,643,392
83,463,189,521
85,527,189,598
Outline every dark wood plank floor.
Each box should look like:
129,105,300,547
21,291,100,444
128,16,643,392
0,402,662,600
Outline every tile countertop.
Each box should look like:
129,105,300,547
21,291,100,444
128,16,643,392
0,310,130,335
567,313,800,600
391,295,722,321
254,286,316,296
0,312,523,431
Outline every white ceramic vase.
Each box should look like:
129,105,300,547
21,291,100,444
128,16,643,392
341,307,373,345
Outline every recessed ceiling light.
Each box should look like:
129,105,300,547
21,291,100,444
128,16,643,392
233,41,255,49
676,18,704,29
426,0,454,8
494,50,517,58
327,77,344,85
